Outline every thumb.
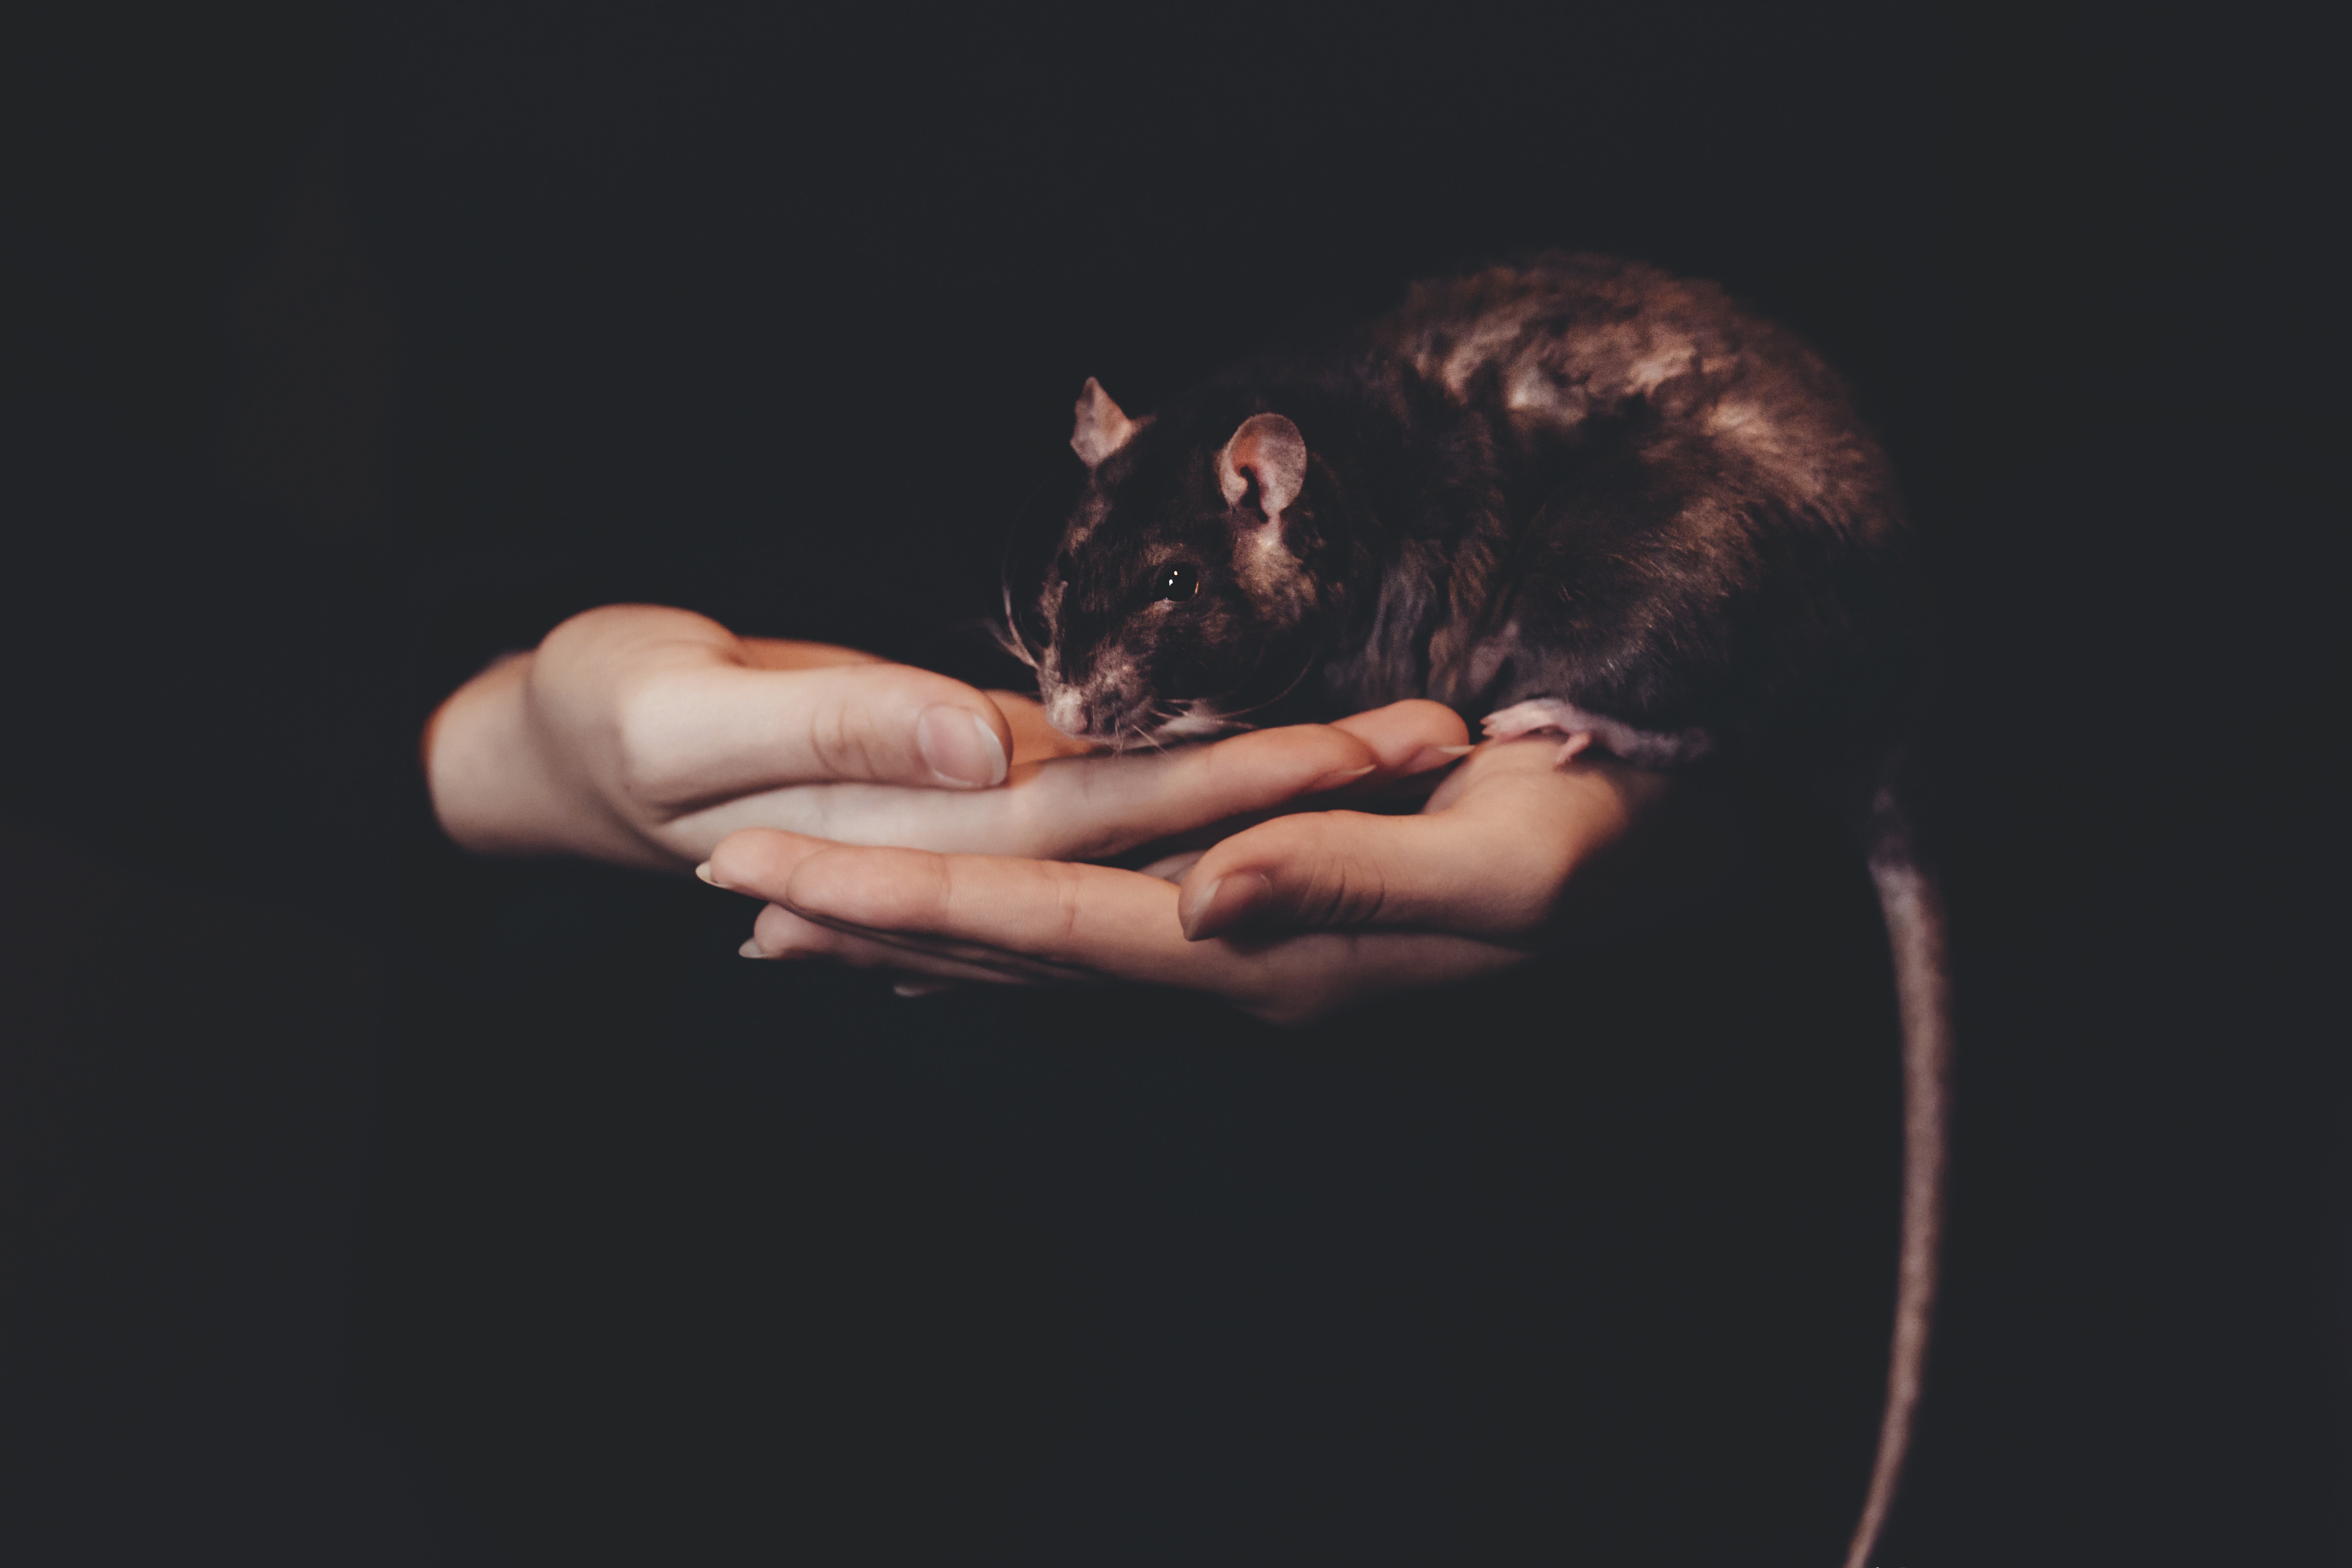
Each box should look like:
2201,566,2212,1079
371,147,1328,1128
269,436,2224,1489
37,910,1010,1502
623,661,1016,803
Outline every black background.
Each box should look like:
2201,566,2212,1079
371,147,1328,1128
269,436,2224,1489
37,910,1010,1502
3,2,2340,1563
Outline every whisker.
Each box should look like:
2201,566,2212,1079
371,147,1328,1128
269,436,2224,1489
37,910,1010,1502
995,475,1057,675
987,608,1040,670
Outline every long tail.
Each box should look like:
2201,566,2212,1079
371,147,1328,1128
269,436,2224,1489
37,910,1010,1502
1844,782,1953,1568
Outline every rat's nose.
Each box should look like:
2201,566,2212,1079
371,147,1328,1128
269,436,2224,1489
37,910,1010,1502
1045,689,1090,738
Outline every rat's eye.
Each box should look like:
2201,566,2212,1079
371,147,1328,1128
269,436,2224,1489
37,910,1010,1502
1150,562,1200,603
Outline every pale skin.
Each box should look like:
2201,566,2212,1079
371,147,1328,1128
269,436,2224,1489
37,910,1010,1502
427,604,1736,1025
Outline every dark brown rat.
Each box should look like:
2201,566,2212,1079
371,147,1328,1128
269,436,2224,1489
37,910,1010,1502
1018,253,1948,1568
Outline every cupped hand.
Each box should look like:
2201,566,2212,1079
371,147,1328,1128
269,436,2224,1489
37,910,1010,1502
424,604,1468,870
706,726,1735,1025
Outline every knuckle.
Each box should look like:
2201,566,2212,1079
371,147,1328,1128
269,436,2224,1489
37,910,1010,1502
808,696,865,780
1049,770,1130,861
1291,839,1389,928
1338,856,1393,925
933,856,971,925
608,680,682,806
1047,864,1088,947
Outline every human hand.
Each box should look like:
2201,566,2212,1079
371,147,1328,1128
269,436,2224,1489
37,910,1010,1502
424,605,1467,871
706,722,1737,1024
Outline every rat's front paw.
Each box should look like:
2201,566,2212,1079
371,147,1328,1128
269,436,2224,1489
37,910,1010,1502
1481,699,1597,766
1480,699,1714,769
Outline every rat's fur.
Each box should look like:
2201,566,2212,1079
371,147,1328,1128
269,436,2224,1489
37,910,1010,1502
1030,254,1948,1568
1037,254,1922,760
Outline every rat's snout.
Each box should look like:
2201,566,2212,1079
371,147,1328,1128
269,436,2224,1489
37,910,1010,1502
1039,660,1145,744
1044,687,1091,739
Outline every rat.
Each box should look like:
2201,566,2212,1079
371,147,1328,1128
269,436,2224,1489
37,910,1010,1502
1013,253,1949,1568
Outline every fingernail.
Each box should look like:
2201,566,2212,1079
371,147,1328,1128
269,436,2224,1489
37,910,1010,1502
1180,871,1274,941
1404,743,1478,774
1307,763,1377,793
738,937,770,959
893,979,953,998
694,861,720,886
918,705,1009,788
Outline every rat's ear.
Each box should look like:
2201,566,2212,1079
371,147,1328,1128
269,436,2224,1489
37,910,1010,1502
1071,377,1143,468
1217,412,1308,524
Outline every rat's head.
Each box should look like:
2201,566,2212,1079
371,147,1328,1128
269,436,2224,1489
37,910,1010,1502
1034,377,1330,746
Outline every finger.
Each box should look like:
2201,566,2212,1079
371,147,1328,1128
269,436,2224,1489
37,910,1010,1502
1173,740,1656,940
617,661,1018,803
717,841,1108,983
751,886,1108,982
712,832,1182,970
788,851,1526,1021
678,720,1386,864
992,722,1387,861
1327,699,1474,774
719,834,1514,1018
708,829,1530,1023
743,903,1067,986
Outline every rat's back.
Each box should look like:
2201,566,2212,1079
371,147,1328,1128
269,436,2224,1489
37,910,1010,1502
1375,254,1899,550
1360,256,1912,744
